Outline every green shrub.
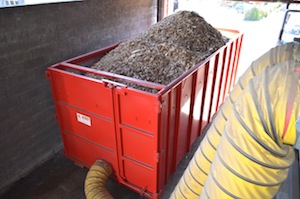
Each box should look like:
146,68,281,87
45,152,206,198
244,7,268,21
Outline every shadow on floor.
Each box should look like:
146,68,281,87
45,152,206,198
0,130,206,199
0,151,142,199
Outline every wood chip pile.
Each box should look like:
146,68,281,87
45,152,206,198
89,11,228,92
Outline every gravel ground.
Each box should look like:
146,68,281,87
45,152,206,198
88,11,227,92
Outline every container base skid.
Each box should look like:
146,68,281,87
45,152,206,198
46,29,243,198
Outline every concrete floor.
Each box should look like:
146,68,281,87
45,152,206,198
0,150,141,199
1,152,88,199
0,127,205,199
1,124,299,199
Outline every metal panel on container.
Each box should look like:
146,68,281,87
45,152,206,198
164,88,177,176
56,103,115,151
200,58,218,131
61,131,117,170
224,42,236,98
115,89,159,134
47,69,119,171
120,127,155,167
158,94,168,188
49,70,114,118
174,77,194,165
113,88,160,195
189,65,206,148
218,45,231,104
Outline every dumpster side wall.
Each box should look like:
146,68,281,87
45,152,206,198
0,0,157,192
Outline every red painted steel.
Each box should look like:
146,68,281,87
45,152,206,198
47,29,243,199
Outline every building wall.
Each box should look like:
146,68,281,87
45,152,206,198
0,0,157,191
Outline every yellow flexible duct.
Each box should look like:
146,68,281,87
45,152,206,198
84,160,114,199
201,60,300,198
170,43,300,199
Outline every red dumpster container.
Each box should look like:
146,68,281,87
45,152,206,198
46,28,243,199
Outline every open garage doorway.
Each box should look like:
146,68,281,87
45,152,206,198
167,0,288,79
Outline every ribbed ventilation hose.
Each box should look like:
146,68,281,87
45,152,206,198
201,60,300,198
84,160,114,199
170,43,300,199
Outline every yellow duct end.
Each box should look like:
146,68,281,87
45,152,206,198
84,159,114,199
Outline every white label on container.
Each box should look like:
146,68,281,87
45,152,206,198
76,113,91,126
